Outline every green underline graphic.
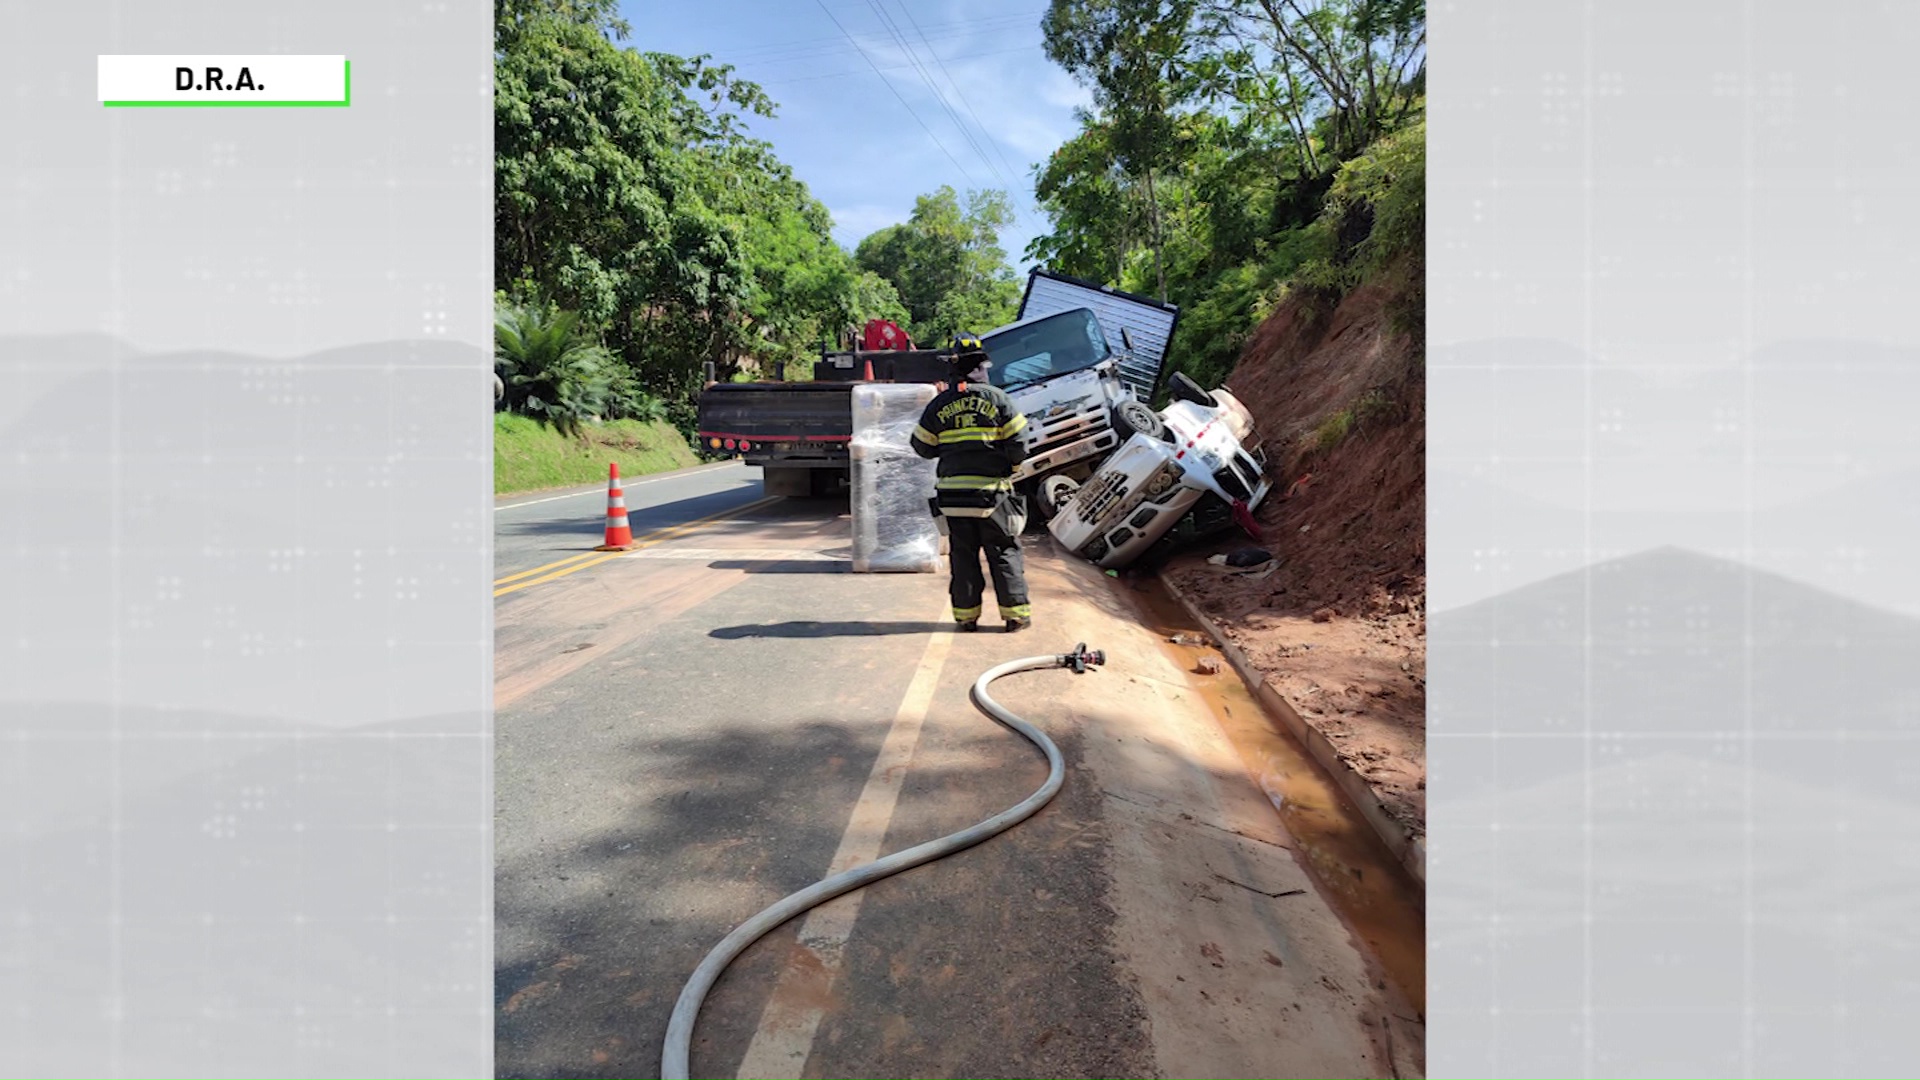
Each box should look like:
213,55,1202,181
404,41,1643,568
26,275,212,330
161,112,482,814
103,59,350,108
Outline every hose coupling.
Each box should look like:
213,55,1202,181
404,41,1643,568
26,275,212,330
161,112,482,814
1061,642,1106,674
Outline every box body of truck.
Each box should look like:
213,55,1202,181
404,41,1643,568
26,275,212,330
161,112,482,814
1015,270,1177,404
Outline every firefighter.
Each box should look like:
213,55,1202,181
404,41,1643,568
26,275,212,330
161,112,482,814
912,334,1033,633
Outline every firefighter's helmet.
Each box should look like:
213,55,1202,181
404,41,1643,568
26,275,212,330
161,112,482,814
948,333,989,378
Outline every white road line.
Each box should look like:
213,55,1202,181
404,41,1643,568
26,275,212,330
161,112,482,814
625,548,839,562
735,629,954,1080
493,461,744,511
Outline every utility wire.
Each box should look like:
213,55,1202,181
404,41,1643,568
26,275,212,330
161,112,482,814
890,0,1053,246
721,11,1041,68
812,0,983,187
862,0,1009,188
895,0,1030,190
754,44,1034,87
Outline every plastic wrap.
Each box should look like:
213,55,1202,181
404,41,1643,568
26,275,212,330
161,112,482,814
850,383,943,573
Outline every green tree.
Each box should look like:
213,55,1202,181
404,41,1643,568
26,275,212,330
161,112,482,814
854,187,1019,342
495,8,752,399
1030,0,1425,394
1042,0,1195,299
496,0,893,425
1026,115,1147,283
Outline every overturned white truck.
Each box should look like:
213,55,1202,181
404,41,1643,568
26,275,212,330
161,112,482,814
1044,371,1273,568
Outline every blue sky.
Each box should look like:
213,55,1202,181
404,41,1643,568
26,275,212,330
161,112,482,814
619,0,1093,269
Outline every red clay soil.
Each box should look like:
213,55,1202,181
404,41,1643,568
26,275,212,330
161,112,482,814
1162,283,1426,843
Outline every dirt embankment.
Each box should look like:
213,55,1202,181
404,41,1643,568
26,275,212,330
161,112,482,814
1162,282,1426,842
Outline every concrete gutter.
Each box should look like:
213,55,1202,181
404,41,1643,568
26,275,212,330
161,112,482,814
1157,572,1427,887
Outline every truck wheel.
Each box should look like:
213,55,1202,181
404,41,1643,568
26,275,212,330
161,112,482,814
1038,475,1079,521
808,469,846,498
1112,400,1165,442
1168,371,1215,407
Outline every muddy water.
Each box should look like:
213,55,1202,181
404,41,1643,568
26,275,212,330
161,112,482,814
1122,577,1427,1017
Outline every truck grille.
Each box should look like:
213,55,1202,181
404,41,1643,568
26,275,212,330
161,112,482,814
1071,469,1129,522
1026,406,1107,458
1210,450,1264,503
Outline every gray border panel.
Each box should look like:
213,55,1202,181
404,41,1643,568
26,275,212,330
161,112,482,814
1,4,492,1077
1431,1,1920,1076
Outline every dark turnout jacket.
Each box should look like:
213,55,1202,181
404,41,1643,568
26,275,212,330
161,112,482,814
911,381,1029,517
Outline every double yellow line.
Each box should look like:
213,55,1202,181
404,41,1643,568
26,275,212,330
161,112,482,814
493,495,779,598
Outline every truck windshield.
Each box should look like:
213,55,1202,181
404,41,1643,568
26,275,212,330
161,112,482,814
982,309,1112,390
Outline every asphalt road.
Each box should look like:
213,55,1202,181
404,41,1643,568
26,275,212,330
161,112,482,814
494,461,1424,1079
493,460,765,581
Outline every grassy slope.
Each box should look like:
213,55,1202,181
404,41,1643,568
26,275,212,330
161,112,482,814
494,413,703,495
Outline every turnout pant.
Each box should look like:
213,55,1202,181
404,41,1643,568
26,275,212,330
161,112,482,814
945,515,1030,623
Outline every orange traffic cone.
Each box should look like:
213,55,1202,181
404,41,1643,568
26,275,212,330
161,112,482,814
596,463,635,550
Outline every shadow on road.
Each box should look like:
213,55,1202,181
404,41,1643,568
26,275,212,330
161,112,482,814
494,708,1146,1080
708,620,948,638
706,559,849,575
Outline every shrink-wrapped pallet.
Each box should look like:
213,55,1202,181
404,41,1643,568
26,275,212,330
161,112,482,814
850,383,942,573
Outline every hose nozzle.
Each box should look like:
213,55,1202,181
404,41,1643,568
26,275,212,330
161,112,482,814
1062,642,1106,674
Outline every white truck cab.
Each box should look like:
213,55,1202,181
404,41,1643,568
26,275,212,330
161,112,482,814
981,307,1137,486
977,271,1181,510
1044,376,1272,569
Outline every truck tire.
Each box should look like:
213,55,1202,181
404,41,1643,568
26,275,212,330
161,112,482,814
1112,399,1165,442
809,469,846,498
1037,475,1080,522
1167,371,1215,407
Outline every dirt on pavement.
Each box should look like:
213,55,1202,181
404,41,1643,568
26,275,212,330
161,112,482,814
1159,282,1427,847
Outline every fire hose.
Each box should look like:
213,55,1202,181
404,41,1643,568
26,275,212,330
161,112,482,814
661,643,1108,1080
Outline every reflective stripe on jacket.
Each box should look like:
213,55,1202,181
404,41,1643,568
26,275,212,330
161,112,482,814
911,382,1029,514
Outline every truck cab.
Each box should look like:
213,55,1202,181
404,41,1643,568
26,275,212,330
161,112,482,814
980,307,1135,488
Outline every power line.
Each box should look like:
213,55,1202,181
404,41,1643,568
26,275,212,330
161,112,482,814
889,0,1052,242
894,0,1030,188
863,0,1009,188
810,0,982,188
719,11,1043,67
752,44,1035,87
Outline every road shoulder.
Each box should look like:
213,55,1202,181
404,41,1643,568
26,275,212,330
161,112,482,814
1038,553,1419,1079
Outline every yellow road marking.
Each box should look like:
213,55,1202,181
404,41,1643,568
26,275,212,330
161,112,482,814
492,495,781,598
493,550,604,586
491,552,628,598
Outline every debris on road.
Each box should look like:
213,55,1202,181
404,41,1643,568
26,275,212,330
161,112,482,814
1211,547,1274,567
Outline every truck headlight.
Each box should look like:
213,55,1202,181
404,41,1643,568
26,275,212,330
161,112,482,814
1144,459,1182,498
